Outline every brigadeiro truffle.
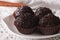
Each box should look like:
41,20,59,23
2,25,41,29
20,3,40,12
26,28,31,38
36,7,60,35
14,6,38,34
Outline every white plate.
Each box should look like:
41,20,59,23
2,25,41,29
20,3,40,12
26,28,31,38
3,14,60,39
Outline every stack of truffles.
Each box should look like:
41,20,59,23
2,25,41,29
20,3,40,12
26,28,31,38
13,6,60,35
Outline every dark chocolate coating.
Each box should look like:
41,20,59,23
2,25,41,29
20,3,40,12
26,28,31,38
14,21,36,34
13,6,34,19
15,16,38,28
35,7,52,18
39,13,60,26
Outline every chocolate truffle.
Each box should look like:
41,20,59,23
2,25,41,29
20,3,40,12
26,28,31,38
14,6,37,34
